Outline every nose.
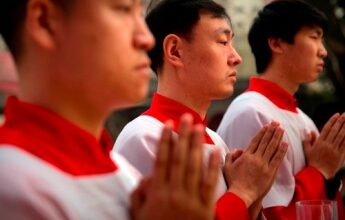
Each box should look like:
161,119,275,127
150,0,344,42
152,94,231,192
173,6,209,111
134,15,156,51
228,46,242,66
318,42,328,59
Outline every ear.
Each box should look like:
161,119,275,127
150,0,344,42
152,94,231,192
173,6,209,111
163,34,184,67
268,37,284,54
25,0,65,50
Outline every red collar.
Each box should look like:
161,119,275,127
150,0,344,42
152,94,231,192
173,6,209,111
246,77,298,113
143,93,214,144
0,96,117,176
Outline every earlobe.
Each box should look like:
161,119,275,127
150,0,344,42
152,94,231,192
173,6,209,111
268,37,284,54
163,34,184,67
25,0,62,50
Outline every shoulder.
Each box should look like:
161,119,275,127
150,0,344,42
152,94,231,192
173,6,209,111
117,115,163,139
114,115,163,151
114,116,163,175
229,92,277,114
221,92,275,126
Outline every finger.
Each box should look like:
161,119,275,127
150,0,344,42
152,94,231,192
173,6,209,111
319,113,340,141
310,131,317,145
202,149,221,205
302,132,312,154
333,114,345,147
231,149,243,162
186,124,204,196
169,113,193,190
223,152,235,187
152,121,173,186
246,125,268,154
325,113,345,143
224,152,233,170
268,142,288,174
263,127,284,161
130,178,151,218
340,138,345,162
255,122,280,156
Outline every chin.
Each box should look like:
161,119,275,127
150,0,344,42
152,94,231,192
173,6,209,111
224,88,234,98
131,88,149,104
213,90,234,100
113,88,149,110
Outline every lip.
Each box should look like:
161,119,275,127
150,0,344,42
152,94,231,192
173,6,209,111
230,71,237,76
135,60,151,76
229,71,237,78
316,62,324,71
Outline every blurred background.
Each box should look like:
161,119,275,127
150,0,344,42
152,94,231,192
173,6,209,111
0,0,344,138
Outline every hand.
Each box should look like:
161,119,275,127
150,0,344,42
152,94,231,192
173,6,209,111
131,114,221,220
228,149,266,220
223,122,288,210
303,113,345,179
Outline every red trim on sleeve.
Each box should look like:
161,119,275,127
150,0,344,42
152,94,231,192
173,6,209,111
215,192,250,220
264,166,344,220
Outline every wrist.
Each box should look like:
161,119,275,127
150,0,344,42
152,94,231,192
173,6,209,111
249,199,263,220
308,165,333,180
324,171,342,199
228,186,255,208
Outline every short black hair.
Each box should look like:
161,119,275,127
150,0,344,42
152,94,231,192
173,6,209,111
248,0,328,74
0,0,72,61
146,0,230,74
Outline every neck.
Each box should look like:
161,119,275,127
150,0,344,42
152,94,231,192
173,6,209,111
16,61,106,139
260,64,300,95
157,70,210,119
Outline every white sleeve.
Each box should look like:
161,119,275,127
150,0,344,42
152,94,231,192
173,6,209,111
113,117,163,176
0,151,64,220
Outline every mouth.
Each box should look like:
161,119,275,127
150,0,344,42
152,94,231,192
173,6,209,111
135,60,152,76
228,71,237,79
316,62,325,72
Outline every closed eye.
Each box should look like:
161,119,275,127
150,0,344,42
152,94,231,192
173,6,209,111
218,41,229,46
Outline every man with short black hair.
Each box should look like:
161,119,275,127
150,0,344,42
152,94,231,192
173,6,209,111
217,1,345,219
115,0,288,219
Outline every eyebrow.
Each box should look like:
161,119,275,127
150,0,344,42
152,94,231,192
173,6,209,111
215,28,234,38
316,29,323,37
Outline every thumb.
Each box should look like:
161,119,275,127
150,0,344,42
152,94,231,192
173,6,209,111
310,131,317,145
223,152,235,187
302,132,313,154
231,148,243,162
130,177,151,216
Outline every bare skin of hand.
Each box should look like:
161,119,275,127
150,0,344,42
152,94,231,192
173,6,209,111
225,149,265,220
303,113,345,180
223,121,288,217
130,114,221,220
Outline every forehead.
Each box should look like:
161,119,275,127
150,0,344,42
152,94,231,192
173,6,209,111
71,0,144,9
193,12,233,35
298,25,324,36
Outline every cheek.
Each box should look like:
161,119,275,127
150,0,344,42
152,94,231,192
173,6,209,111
194,49,222,70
